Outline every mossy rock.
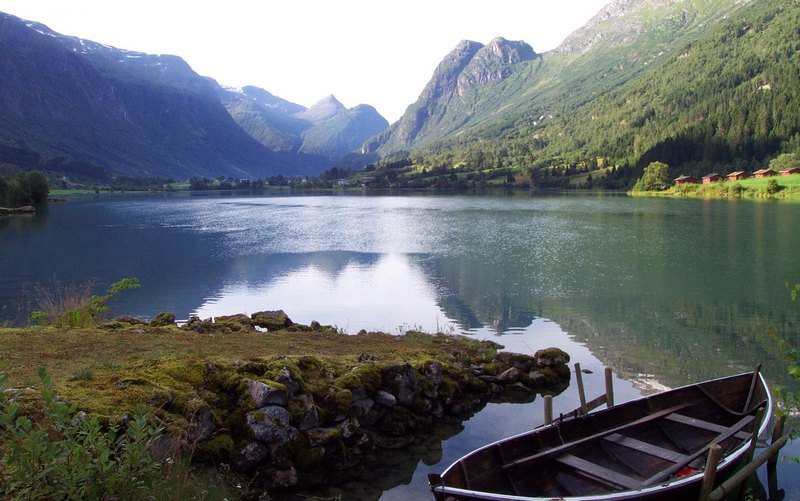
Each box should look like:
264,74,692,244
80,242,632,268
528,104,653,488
250,310,293,331
149,312,176,327
315,387,353,422
534,347,570,367
336,363,382,393
196,434,236,463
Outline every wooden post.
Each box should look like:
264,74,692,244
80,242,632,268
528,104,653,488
604,367,615,408
574,363,587,415
768,413,786,471
768,413,786,501
698,444,722,501
745,407,766,463
709,435,788,501
544,395,553,425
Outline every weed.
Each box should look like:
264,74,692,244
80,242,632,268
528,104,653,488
0,367,163,498
29,277,140,328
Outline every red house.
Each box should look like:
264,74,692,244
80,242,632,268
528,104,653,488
726,171,749,181
702,173,722,185
674,175,697,185
780,167,800,176
754,169,777,178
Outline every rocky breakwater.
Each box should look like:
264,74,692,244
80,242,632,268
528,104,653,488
90,310,572,495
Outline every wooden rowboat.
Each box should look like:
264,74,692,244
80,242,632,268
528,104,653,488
429,369,771,500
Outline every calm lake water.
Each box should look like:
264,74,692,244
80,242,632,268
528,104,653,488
2,191,800,498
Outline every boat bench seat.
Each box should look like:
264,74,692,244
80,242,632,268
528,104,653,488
664,413,750,441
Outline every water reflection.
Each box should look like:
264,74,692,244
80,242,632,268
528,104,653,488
193,253,452,334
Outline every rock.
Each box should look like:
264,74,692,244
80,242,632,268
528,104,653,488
246,406,297,446
149,312,176,327
358,352,378,362
425,361,443,386
528,371,545,386
373,390,397,407
534,347,570,367
350,397,374,417
294,394,320,430
337,416,360,440
246,380,288,407
183,315,212,333
114,315,146,326
350,387,368,401
306,427,342,447
357,329,368,336
381,364,420,406
493,352,537,372
214,313,253,326
235,441,270,471
310,320,322,331
497,367,521,383
266,466,299,488
250,310,293,331
276,367,301,397
187,405,216,443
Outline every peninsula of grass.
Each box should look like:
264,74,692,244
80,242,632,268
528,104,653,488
1,310,571,498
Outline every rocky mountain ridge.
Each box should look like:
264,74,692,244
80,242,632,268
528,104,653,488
0,13,388,179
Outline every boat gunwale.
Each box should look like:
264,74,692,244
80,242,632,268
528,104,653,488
431,370,773,501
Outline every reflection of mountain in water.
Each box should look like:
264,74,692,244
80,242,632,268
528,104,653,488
423,247,800,390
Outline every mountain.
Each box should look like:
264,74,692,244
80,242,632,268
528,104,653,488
0,13,328,179
369,0,786,177
366,37,540,152
0,13,387,180
219,89,388,163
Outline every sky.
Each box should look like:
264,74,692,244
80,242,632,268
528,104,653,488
0,0,610,123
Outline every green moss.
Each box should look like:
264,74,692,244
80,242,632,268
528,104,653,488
197,434,235,461
337,363,382,392
315,387,352,422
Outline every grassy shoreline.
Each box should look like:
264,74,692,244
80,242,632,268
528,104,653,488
630,175,800,200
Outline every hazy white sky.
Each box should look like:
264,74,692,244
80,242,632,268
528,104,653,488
0,0,609,122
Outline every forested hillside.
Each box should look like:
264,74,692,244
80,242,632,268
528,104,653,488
375,0,800,187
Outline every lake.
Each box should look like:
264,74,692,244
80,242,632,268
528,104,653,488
2,191,799,498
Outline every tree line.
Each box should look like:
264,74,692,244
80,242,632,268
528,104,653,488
0,171,49,208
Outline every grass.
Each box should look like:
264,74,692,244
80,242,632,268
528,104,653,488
633,174,800,199
0,325,488,389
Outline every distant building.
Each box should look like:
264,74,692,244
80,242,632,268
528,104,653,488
754,169,778,178
359,176,375,187
780,167,800,176
674,175,697,185
702,173,722,184
726,171,749,181
336,179,349,186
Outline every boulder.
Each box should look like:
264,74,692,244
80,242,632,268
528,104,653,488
373,390,397,407
381,364,420,406
149,312,176,327
293,394,320,430
250,310,293,331
276,367,301,397
235,441,270,471
246,380,288,407
534,347,570,367
350,397,374,417
246,406,297,446
496,367,521,383
493,352,537,372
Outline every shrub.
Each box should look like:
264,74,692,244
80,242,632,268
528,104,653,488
30,278,140,328
0,368,163,498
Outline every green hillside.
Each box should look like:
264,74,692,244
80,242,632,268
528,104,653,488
373,0,800,187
